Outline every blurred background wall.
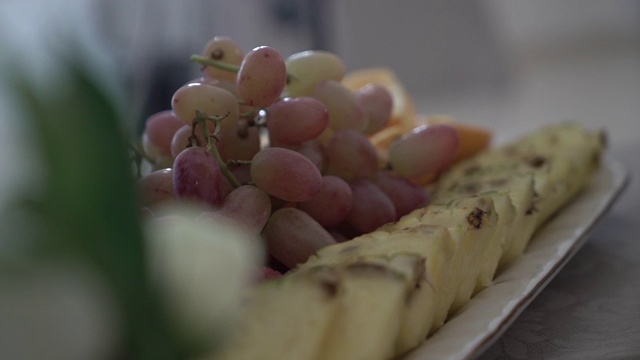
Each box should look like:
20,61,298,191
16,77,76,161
1,0,638,197
1,0,638,119
0,0,640,112
0,0,638,155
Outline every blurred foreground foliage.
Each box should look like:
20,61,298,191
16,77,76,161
7,48,197,359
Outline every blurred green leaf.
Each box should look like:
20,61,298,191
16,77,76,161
10,49,194,359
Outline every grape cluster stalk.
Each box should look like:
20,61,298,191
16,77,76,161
135,35,460,277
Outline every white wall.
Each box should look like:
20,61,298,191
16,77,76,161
485,0,640,55
329,0,640,97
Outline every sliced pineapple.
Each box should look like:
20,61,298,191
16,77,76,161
400,195,499,314
312,254,421,360
305,224,456,345
434,190,515,293
437,121,604,227
211,267,340,360
209,122,605,360
434,172,538,269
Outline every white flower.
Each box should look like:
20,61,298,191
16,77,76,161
144,206,263,347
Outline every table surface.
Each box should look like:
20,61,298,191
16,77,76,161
414,43,640,359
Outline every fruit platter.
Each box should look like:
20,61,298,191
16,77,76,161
134,36,614,359
8,34,625,360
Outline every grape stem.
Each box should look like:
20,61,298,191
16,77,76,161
190,55,240,73
190,54,300,83
192,111,242,188
129,142,154,179
227,159,252,167
239,109,256,120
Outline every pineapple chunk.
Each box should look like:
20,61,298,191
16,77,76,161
437,122,604,227
305,224,455,347
433,173,538,271
211,267,340,360
400,195,499,314
313,256,417,360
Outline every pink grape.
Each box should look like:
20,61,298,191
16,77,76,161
201,36,244,82
229,164,252,185
172,119,259,162
265,97,329,144
329,230,349,243
189,77,255,116
346,179,396,235
153,155,174,170
218,164,254,198
388,124,459,179
216,119,261,162
170,125,206,158
236,46,287,108
142,131,161,160
197,185,271,235
311,80,366,131
356,84,393,135
263,207,336,269
144,110,185,155
211,79,255,115
373,171,429,219
250,147,323,202
324,129,379,180
172,146,224,207
298,175,353,228
137,168,174,207
273,139,325,171
186,76,218,86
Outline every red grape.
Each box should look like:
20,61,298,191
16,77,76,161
172,147,224,207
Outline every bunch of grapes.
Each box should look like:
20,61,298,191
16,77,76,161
137,36,459,275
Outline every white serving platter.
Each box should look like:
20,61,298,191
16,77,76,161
405,158,629,360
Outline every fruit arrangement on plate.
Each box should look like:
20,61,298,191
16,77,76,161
134,36,605,359
137,36,492,269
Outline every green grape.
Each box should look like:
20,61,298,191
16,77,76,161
311,80,367,131
201,36,244,82
285,50,346,97
171,83,239,131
